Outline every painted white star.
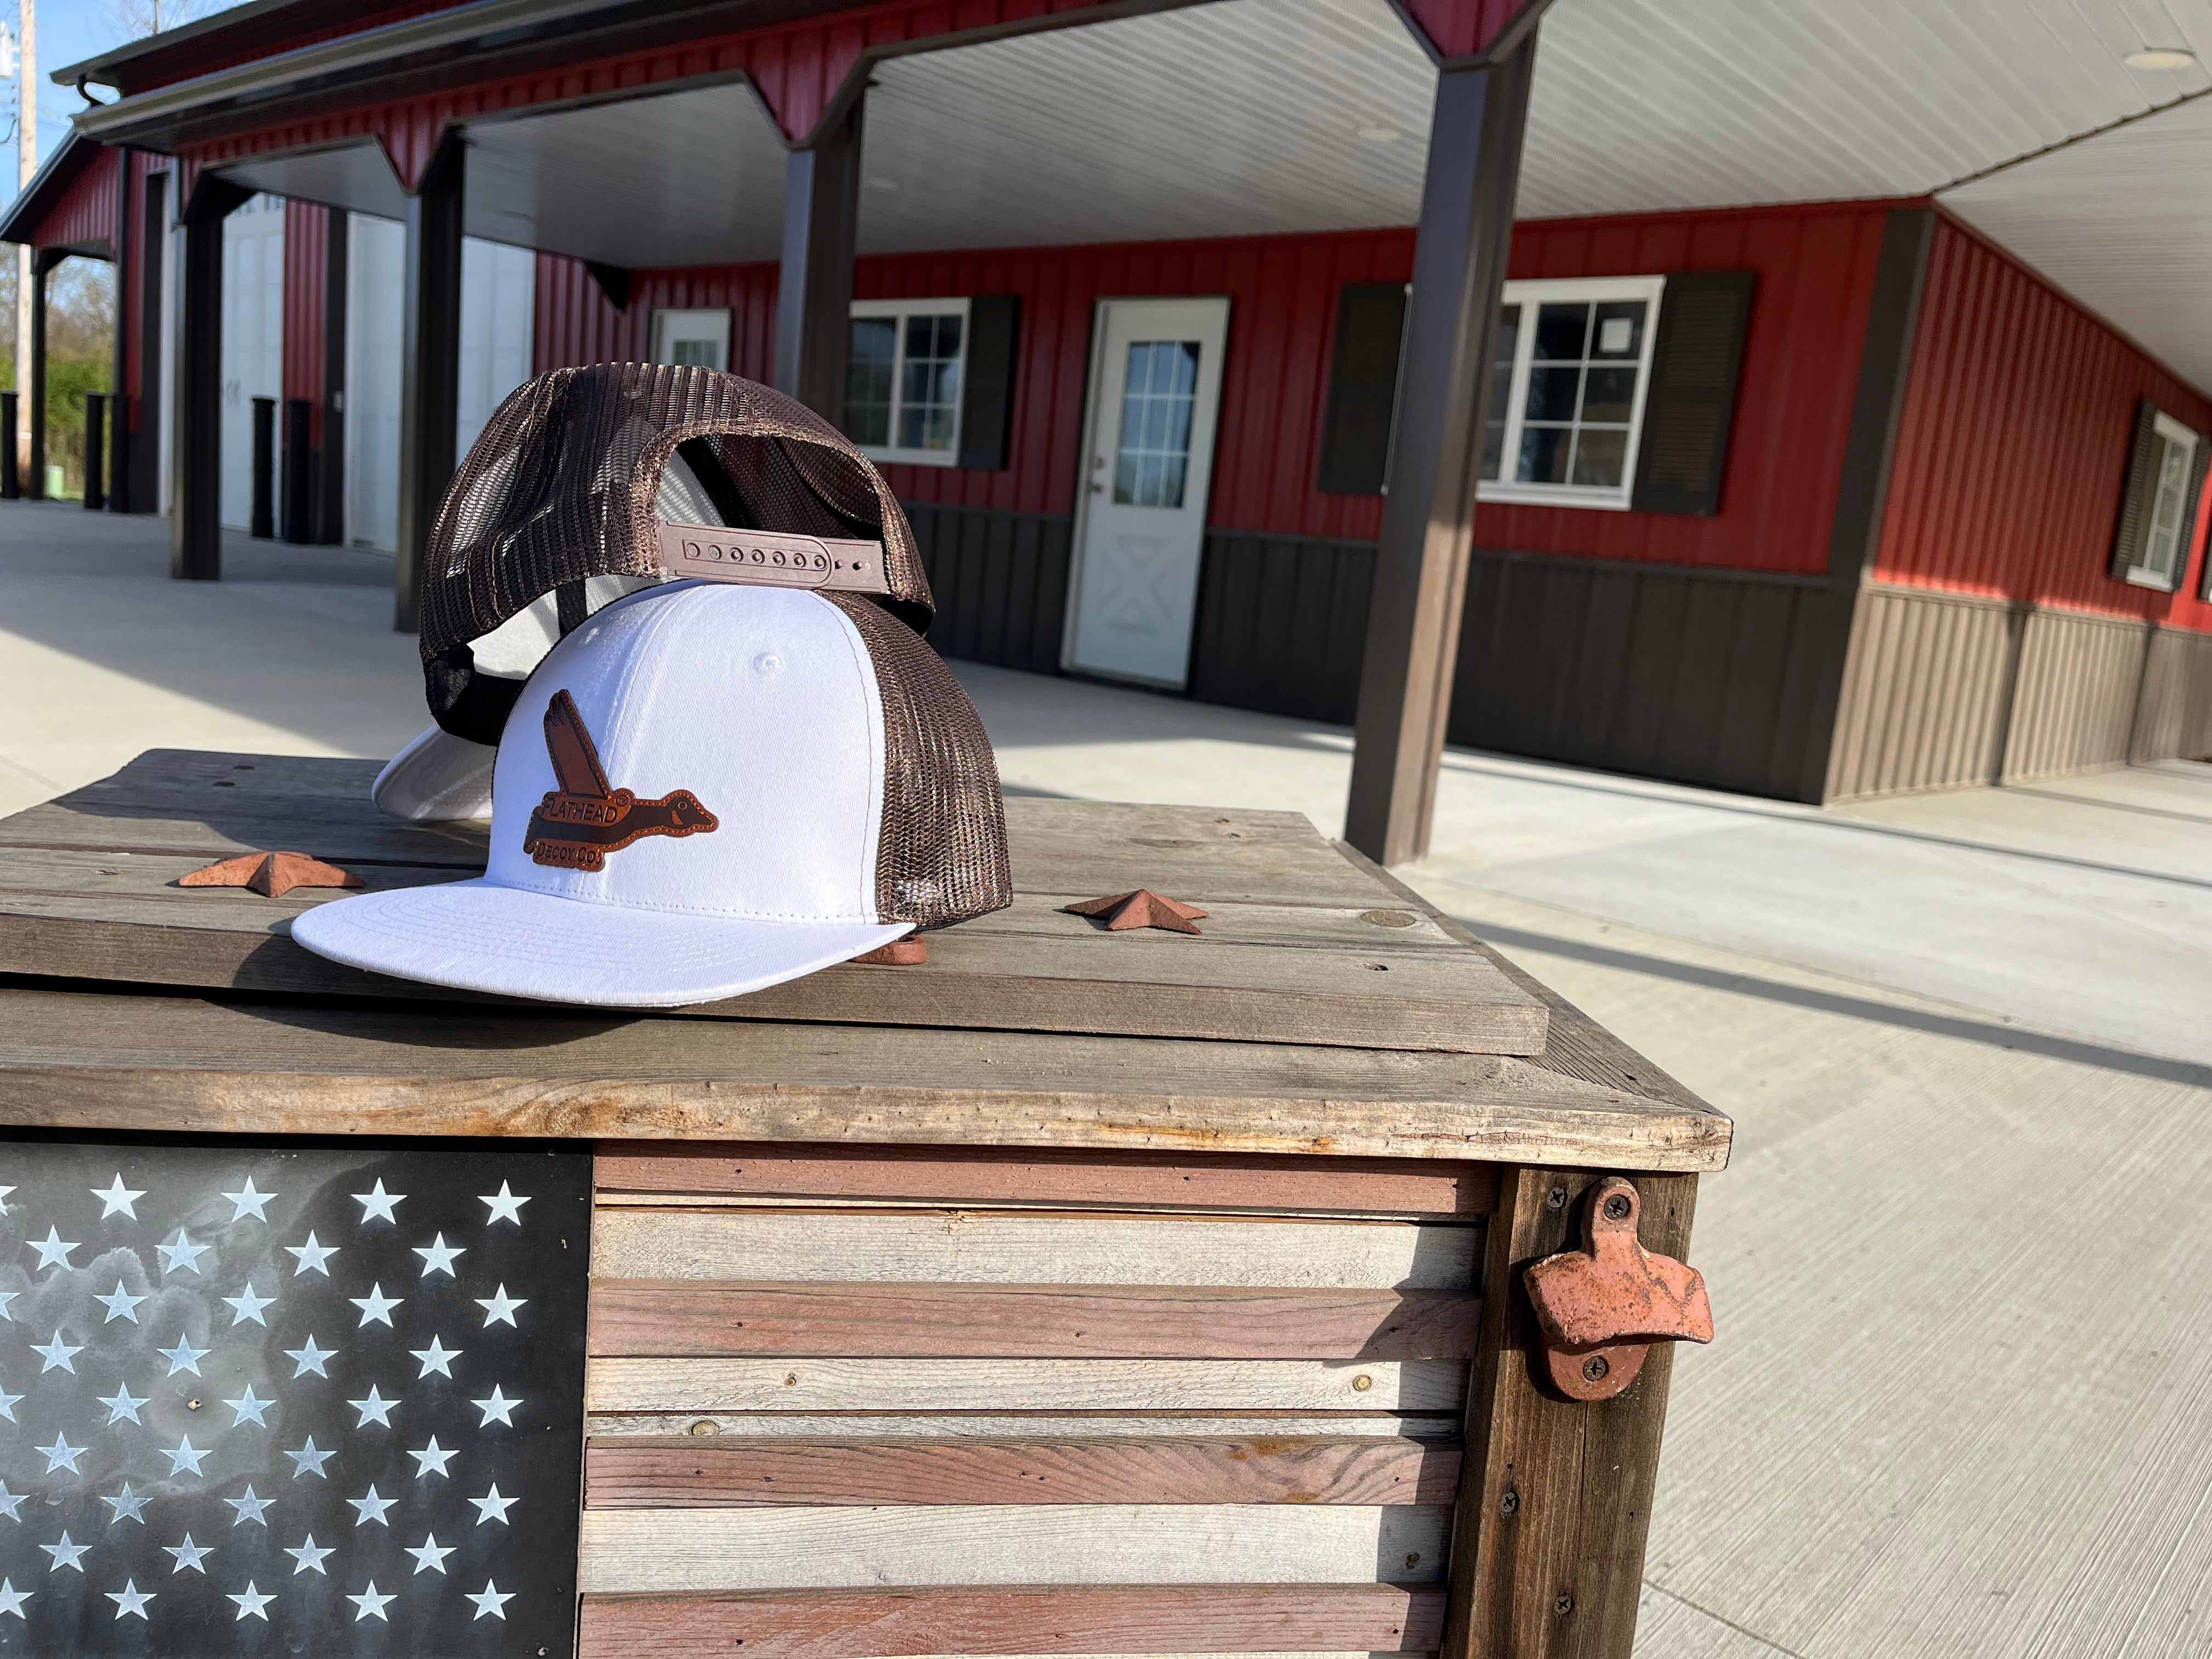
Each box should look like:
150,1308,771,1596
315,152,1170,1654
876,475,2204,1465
222,1177,274,1221
0,1485,21,1520
223,1283,275,1326
472,1385,521,1427
39,1532,88,1571
479,1181,531,1225
94,1280,145,1323
405,1532,455,1575
105,1579,155,1620
95,1385,146,1425
91,1175,145,1219
27,1228,75,1271
0,1579,26,1616
228,1581,275,1619
37,1435,85,1474
407,1436,456,1478
411,1335,460,1378
284,1335,336,1378
284,1534,332,1576
476,1284,526,1326
348,1385,398,1427
0,1187,12,1216
412,1233,465,1277
0,1386,21,1423
223,1487,273,1526
100,1485,148,1524
347,1581,396,1621
156,1334,210,1376
225,1385,272,1427
0,1288,15,1319
162,1436,209,1477
346,1485,396,1527
353,1179,405,1223
284,1438,334,1479
162,1533,213,1573
467,1484,516,1525
156,1232,212,1274
349,1283,403,1327
466,1577,514,1620
31,1334,81,1374
284,1231,338,1276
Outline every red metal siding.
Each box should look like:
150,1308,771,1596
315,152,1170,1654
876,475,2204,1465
119,151,170,428
32,146,121,257
1874,214,2212,635
1401,0,1541,58
535,258,780,382
284,201,329,445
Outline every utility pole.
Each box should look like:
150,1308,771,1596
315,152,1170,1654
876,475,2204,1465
10,0,31,489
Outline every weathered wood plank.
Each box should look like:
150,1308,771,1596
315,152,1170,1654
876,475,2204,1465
584,1435,1459,1507
574,1583,1443,1657
587,1283,1483,1361
594,1144,1500,1219
590,1211,1479,1290
0,990,1728,1172
584,1358,1469,1415
575,1504,1454,1590
585,1413,1460,1440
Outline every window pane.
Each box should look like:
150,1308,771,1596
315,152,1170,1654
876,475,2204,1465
2145,434,2192,579
1482,304,1520,482
1582,366,1639,423
1533,303,1590,360
1570,427,1628,488
843,318,897,448
1111,340,1200,507
1592,302,1646,359
888,311,964,454
1518,425,1571,484
1524,366,1583,422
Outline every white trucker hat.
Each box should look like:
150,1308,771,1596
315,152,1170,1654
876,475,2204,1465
297,580,1011,1008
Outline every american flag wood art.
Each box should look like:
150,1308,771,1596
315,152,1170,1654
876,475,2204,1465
0,1141,590,1656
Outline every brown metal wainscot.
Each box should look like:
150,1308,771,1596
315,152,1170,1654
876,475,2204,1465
0,749,1731,1659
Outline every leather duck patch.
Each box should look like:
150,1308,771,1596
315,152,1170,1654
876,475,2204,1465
524,690,719,871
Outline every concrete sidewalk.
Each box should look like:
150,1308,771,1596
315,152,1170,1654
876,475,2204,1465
5,498,2210,1656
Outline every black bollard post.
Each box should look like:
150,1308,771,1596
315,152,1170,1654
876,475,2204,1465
250,395,276,539
0,392,16,500
84,393,108,511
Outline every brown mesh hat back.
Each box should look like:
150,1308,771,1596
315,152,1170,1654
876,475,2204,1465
419,363,934,744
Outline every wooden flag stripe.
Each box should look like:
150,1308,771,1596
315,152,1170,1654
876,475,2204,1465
588,1283,1483,1361
585,1413,1462,1441
577,1505,1453,1592
584,1436,1460,1508
594,1144,1500,1217
584,1358,1470,1415
590,1210,1479,1290
575,1584,1444,1657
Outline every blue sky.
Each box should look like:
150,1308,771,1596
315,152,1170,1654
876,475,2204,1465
8,0,165,187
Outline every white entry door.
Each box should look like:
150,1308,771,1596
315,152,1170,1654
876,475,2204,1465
1064,297,1229,688
219,194,286,529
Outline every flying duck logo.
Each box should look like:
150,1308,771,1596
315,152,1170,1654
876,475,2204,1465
523,690,719,871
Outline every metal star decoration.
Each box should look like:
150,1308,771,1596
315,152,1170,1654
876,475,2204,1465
179,850,365,900
1060,888,1210,935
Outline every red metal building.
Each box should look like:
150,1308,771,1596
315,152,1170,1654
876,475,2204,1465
6,0,2210,853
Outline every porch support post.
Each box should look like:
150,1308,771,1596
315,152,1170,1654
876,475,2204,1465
774,93,864,425
1343,35,1537,866
135,172,168,517
395,132,466,632
173,174,251,579
27,250,59,500
319,208,349,545
110,149,134,513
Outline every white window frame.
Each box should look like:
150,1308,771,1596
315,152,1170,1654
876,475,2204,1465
2129,410,2199,591
1477,274,1668,512
848,296,970,469
650,307,731,371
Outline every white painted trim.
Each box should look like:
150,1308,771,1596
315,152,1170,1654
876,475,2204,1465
2128,410,2200,590
1477,274,1668,514
849,295,971,468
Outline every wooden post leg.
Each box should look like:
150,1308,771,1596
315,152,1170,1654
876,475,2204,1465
774,93,865,426
395,131,466,633
1444,1165,1701,1658
1344,34,1537,867
172,174,251,580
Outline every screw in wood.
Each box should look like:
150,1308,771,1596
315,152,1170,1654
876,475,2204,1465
1582,1355,1610,1383
1554,1593,1575,1617
1351,1374,1374,1392
1547,1187,1568,1210
690,1419,720,1436
1499,1488,1519,1517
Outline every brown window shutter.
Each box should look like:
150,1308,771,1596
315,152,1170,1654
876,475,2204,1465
1630,270,1756,516
957,295,1020,471
2110,398,2163,578
2185,427,2211,594
1317,281,1409,495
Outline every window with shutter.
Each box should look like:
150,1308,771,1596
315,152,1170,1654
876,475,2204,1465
844,297,970,467
1630,271,1756,516
958,295,1020,471
2111,399,2206,592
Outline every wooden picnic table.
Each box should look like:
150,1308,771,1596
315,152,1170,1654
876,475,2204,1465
0,748,1730,1659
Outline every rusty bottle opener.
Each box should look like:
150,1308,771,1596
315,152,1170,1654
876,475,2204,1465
1522,1177,1713,1402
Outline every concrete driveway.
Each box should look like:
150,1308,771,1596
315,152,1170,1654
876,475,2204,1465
5,498,2209,1657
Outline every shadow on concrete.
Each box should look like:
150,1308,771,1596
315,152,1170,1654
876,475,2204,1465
2,499,396,587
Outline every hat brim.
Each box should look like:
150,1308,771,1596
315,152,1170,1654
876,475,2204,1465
372,725,497,823
289,880,910,1009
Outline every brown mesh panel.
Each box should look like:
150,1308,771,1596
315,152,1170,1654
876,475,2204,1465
419,363,933,675
827,593,1012,928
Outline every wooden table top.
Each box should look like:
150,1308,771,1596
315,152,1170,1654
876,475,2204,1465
0,750,1730,1172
